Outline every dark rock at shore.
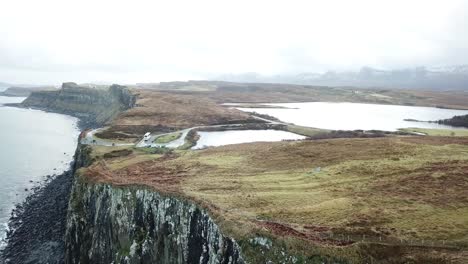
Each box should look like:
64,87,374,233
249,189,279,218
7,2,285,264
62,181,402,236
0,169,74,264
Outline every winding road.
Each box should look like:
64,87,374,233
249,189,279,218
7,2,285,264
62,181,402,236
81,115,285,149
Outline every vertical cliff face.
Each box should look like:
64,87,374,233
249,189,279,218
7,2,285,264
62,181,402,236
65,179,244,264
21,83,136,128
64,146,350,264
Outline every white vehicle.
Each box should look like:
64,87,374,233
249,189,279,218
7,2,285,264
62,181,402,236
143,132,151,141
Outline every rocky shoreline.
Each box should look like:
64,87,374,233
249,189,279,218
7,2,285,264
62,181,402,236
0,168,75,264
0,119,86,264
0,121,86,264
1,84,136,263
1,123,85,264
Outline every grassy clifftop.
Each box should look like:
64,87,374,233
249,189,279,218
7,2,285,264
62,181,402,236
80,136,468,263
21,82,135,127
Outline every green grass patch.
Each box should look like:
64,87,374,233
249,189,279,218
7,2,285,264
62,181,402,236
286,124,328,137
89,145,133,159
153,132,182,144
400,127,468,137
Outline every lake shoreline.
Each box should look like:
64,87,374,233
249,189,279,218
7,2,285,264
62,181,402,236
237,102,468,131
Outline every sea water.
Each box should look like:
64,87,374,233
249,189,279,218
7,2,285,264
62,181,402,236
0,96,79,250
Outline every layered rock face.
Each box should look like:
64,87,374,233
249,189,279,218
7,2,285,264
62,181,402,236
65,180,244,264
21,82,136,127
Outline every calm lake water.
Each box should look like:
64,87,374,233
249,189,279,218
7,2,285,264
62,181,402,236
0,96,79,250
238,102,468,131
192,129,305,149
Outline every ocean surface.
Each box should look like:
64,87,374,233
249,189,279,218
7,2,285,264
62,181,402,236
0,96,79,250
238,102,468,131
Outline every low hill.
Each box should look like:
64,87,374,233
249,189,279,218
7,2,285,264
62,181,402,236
96,89,260,140
135,80,468,109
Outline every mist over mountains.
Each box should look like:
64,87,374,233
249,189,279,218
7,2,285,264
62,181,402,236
0,82,10,91
216,65,468,91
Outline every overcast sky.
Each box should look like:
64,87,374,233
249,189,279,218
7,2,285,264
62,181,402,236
1,0,467,85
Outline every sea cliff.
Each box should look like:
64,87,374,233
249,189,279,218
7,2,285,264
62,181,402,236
20,82,136,128
65,178,244,264
64,145,338,264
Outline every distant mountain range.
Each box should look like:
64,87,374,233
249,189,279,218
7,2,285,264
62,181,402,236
216,65,468,91
0,82,11,91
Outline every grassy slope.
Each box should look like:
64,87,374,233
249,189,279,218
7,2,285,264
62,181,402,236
83,136,468,262
401,128,468,137
180,138,468,243
99,89,259,138
113,90,254,128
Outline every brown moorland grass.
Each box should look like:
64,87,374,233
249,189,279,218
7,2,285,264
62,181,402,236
83,136,468,256
135,80,468,109
113,90,255,129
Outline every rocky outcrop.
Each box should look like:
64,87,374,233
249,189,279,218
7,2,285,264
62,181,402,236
1,170,74,264
21,83,136,128
65,179,244,264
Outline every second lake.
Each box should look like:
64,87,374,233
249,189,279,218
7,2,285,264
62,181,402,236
237,102,468,131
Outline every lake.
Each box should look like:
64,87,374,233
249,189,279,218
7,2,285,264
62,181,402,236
192,129,306,149
0,96,79,250
237,102,468,131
